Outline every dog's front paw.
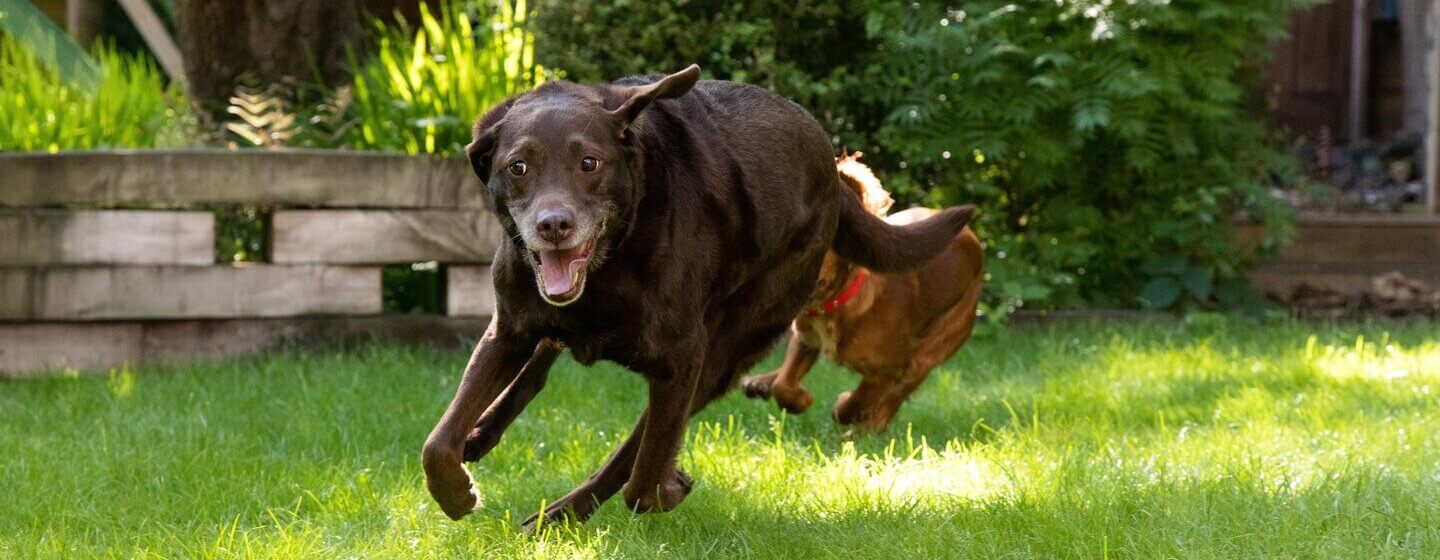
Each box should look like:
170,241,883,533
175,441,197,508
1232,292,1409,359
744,373,813,413
426,477,479,520
522,503,576,533
741,373,777,399
422,444,481,520
623,468,693,513
521,486,606,533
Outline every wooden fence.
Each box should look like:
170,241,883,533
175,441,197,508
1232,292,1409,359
0,149,504,376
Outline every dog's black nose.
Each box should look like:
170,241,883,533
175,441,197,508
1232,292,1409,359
535,208,576,244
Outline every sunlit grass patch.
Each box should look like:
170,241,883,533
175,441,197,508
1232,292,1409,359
1,317,1438,558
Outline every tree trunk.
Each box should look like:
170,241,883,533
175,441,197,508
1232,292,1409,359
65,0,104,49
173,0,363,110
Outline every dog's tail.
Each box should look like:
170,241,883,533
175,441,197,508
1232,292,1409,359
831,166,976,273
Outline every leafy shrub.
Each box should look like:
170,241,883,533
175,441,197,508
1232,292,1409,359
0,32,193,151
531,0,869,128
531,0,1310,313
858,0,1306,315
343,0,544,155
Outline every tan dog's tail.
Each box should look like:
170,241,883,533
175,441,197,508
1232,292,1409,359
836,152,894,217
830,154,975,273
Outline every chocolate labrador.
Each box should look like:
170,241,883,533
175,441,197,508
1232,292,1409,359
421,65,976,528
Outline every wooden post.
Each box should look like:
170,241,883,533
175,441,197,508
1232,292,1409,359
1429,1,1439,214
1348,0,1370,141
65,0,103,48
1400,0,1433,135
114,0,186,82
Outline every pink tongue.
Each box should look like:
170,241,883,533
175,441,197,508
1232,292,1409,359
537,246,587,296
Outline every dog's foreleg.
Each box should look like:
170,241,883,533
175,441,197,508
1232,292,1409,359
742,328,819,413
422,316,536,520
463,340,562,461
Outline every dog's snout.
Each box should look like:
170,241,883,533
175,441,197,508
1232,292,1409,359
535,208,576,244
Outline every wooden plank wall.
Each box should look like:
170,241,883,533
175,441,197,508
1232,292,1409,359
0,150,503,376
1238,214,1440,296
0,210,214,265
271,210,503,264
0,266,383,320
0,316,490,377
0,150,486,208
1263,0,1355,141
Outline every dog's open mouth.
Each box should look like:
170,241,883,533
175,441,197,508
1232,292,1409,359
531,236,597,306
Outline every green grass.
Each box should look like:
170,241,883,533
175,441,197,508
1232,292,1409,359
3,317,1439,558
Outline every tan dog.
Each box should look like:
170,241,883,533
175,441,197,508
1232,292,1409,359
743,153,984,433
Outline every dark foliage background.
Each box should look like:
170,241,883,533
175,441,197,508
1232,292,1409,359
532,0,1313,315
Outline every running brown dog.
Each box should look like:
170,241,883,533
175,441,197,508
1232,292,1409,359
743,153,984,434
420,66,976,529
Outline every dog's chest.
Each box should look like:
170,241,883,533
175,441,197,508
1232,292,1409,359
547,309,661,370
795,316,840,357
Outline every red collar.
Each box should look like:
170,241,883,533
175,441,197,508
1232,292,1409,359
806,269,869,317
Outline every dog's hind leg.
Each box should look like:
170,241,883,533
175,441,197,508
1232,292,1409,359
853,372,929,434
522,412,647,531
623,351,704,514
524,350,719,529
462,339,563,462
742,329,819,413
832,374,901,432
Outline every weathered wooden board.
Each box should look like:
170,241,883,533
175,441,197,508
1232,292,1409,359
0,322,145,376
1234,214,1440,265
0,271,31,318
0,210,214,265
1238,214,1440,296
446,265,496,317
0,265,381,320
1250,262,1440,296
271,210,503,264
0,316,491,377
0,149,486,209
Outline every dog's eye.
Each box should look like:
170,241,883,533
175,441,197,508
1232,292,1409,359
580,156,599,173
508,161,527,176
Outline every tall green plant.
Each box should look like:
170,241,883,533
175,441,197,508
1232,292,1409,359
0,32,192,151
0,0,99,90
346,0,543,155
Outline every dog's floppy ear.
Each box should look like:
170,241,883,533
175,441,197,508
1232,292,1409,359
609,64,701,127
466,97,516,181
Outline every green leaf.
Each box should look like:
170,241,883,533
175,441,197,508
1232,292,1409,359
1073,97,1111,132
1181,265,1213,300
1140,278,1182,309
1020,284,1053,301
1140,255,1186,276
